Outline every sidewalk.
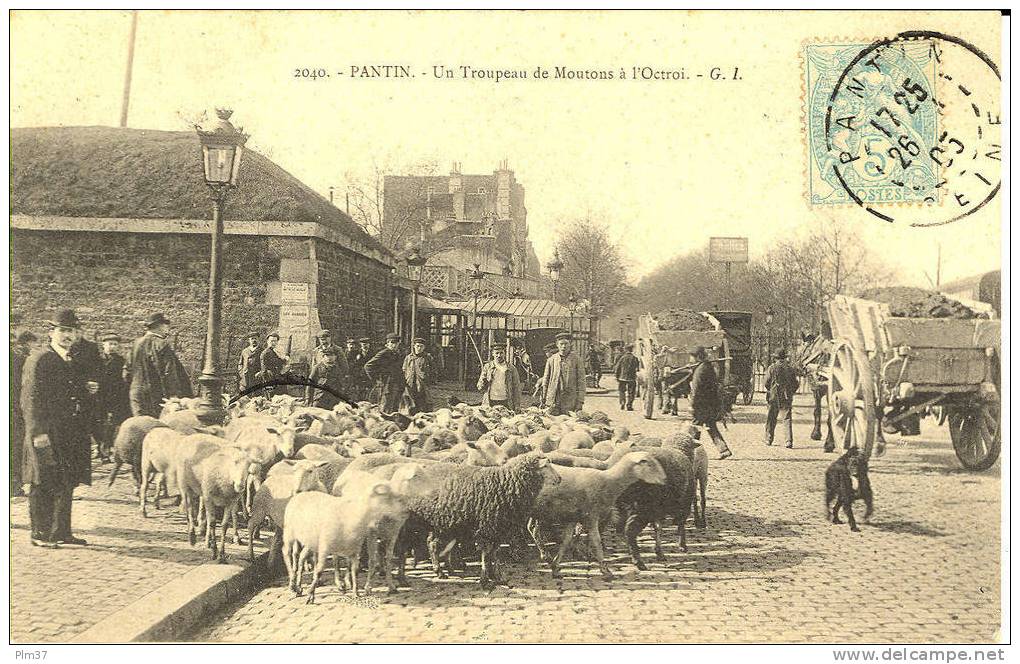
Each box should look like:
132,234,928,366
10,457,263,642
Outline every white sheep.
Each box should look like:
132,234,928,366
174,433,235,546
282,481,407,602
529,451,667,580
138,427,188,517
183,445,253,561
247,459,328,566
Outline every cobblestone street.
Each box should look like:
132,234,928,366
192,383,1002,644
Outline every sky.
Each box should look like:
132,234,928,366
10,10,1004,287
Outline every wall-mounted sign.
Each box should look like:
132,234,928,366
281,282,310,304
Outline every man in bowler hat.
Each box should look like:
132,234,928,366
21,309,93,547
127,313,192,417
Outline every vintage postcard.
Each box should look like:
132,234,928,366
8,9,1006,652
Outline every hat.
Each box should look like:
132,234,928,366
345,338,356,344
555,332,572,341
412,337,425,344
99,333,121,343
246,332,260,340
358,337,371,343
543,342,558,352
776,348,789,360
16,331,37,344
625,343,634,351
47,309,83,329
491,344,506,352
143,313,170,329
690,346,708,361
317,330,332,339
385,333,401,342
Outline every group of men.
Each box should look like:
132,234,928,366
12,309,195,548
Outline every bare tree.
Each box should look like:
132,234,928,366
555,218,631,336
343,159,439,252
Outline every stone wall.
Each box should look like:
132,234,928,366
10,228,394,389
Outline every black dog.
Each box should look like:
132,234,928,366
825,446,874,532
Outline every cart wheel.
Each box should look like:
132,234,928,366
949,402,1000,471
742,387,753,406
827,340,877,460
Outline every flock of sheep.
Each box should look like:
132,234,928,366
109,394,710,602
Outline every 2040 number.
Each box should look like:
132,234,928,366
294,68,328,80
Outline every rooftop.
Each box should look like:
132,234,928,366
11,126,388,257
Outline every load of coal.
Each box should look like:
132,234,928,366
859,287,979,319
654,308,714,331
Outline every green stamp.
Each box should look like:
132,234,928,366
804,41,939,207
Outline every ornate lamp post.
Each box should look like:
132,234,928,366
406,246,427,342
468,262,485,350
545,249,563,299
194,108,248,424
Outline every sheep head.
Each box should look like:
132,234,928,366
537,456,562,486
618,452,667,485
464,438,508,466
265,423,300,458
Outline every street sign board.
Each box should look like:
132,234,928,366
709,237,749,264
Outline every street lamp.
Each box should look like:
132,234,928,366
194,108,248,424
468,263,486,352
406,246,427,343
567,293,578,340
764,307,775,368
545,249,563,299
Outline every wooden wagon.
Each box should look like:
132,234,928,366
825,295,1001,470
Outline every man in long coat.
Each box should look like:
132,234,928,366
689,347,733,459
364,333,405,413
764,348,800,449
21,309,92,547
541,332,586,415
613,343,641,411
11,331,37,495
127,313,193,417
402,337,434,415
236,334,261,392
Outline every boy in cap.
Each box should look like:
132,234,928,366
540,332,586,415
127,313,192,417
21,309,93,546
364,333,406,413
96,333,130,461
402,337,434,414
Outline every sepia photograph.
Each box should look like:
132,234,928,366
7,8,1008,652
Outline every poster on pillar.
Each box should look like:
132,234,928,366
278,304,319,362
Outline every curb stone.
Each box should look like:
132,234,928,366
73,551,269,643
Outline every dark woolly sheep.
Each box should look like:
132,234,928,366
368,421,400,439
422,428,459,452
407,452,560,588
109,416,169,491
614,448,696,569
457,415,489,442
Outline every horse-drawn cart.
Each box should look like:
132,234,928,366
824,295,1001,470
634,314,726,420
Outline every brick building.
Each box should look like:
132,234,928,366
10,126,395,386
382,161,543,285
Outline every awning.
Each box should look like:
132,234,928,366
417,294,465,314
449,298,571,318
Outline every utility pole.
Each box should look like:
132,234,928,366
936,243,942,288
119,10,139,128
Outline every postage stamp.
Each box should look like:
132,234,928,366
804,40,939,208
